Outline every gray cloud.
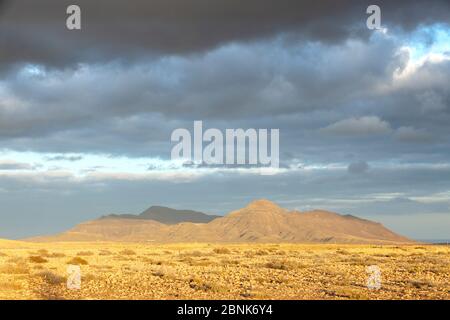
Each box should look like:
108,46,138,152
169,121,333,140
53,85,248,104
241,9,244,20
347,197,449,216
0,160,35,170
45,155,83,162
348,161,370,174
321,116,392,137
0,0,449,69
0,35,449,164
394,127,434,143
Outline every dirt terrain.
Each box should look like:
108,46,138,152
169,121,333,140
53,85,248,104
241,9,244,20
0,241,448,300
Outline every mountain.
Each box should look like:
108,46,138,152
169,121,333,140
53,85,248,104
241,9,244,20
27,199,412,243
207,200,410,243
0,239,26,248
101,206,220,224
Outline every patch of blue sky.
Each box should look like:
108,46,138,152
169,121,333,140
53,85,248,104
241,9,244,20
407,23,450,61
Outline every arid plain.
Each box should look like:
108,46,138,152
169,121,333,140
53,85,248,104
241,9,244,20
0,241,448,300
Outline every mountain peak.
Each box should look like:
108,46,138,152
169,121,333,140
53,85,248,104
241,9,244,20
245,199,281,210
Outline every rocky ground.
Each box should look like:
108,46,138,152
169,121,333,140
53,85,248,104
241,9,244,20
0,242,448,300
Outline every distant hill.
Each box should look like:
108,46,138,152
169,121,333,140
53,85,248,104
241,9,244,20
0,239,26,248
101,206,220,224
28,199,413,244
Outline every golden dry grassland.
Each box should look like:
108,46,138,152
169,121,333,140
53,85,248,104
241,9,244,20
0,242,448,300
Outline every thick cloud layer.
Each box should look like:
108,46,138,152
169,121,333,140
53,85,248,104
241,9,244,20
1,34,449,164
1,0,449,68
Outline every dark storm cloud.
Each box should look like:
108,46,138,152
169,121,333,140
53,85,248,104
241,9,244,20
0,34,403,130
0,0,449,69
0,0,9,12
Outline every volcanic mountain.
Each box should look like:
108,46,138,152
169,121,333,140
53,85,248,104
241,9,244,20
28,200,412,243
101,206,219,224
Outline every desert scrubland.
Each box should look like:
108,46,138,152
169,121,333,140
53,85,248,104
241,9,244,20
0,241,448,300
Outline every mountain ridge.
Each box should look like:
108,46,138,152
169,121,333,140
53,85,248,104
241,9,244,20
26,199,413,244
100,205,220,224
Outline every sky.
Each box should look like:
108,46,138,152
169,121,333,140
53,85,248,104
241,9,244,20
0,0,449,240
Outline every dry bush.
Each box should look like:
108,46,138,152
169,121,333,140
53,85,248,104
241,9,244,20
0,251,8,257
265,260,289,270
265,259,301,271
83,273,97,283
99,250,112,256
113,255,135,261
326,288,369,300
76,251,94,256
213,247,231,254
37,271,66,285
152,269,165,277
336,249,351,255
189,277,225,293
407,280,435,289
67,257,89,265
220,258,240,265
428,265,450,274
180,250,204,257
91,264,113,270
0,264,30,274
49,252,66,258
29,256,48,264
240,286,254,298
31,250,65,258
343,255,379,266
119,249,136,256
152,266,177,279
188,258,213,267
244,252,255,259
255,250,268,256
274,276,290,284
0,280,23,290
143,257,165,265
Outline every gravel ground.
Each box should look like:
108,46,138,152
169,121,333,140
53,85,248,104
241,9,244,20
0,242,448,300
